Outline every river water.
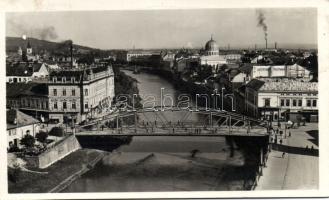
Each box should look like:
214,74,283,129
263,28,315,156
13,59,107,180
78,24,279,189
62,70,256,192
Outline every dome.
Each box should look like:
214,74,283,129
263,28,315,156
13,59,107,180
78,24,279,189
205,38,219,52
204,36,219,56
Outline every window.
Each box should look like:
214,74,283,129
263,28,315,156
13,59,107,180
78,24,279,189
54,102,58,109
293,99,297,107
85,103,88,109
264,98,270,107
72,102,76,109
71,77,75,83
307,100,311,107
286,99,290,107
84,89,88,96
63,89,66,96
63,102,67,109
72,89,75,96
280,99,285,107
298,99,302,107
312,100,317,107
53,89,57,96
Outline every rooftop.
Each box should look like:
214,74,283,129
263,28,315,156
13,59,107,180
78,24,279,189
6,62,43,76
259,78,318,92
7,82,48,98
7,109,39,130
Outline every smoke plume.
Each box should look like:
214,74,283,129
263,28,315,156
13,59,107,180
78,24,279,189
7,18,58,40
256,10,268,41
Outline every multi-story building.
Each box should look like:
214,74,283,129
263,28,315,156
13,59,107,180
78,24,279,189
116,50,154,62
235,78,318,122
251,64,311,79
7,109,40,149
48,65,115,124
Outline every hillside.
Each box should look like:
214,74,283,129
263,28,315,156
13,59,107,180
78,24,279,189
6,37,93,54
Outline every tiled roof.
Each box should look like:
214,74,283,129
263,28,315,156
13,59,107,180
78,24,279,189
6,62,43,76
246,79,265,91
259,79,318,92
7,109,39,130
7,82,48,98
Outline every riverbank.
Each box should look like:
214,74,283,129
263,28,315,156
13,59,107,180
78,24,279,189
255,123,318,190
8,149,106,193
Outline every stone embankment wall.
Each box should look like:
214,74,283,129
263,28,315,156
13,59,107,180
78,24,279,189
26,135,81,169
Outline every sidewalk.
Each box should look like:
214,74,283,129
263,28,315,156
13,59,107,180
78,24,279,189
256,123,319,190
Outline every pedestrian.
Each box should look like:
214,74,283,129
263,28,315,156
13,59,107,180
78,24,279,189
288,131,291,137
282,152,286,158
311,145,314,150
279,139,282,145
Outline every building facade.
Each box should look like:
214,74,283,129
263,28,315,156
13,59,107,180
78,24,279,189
48,65,115,124
235,78,318,122
251,64,311,79
7,109,40,149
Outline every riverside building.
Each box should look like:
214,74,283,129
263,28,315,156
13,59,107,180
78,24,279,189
48,65,115,124
235,78,318,122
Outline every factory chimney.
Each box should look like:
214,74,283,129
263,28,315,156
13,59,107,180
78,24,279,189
275,42,277,49
70,41,73,68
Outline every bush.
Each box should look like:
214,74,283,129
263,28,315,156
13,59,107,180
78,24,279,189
35,131,48,143
20,134,35,148
48,127,64,137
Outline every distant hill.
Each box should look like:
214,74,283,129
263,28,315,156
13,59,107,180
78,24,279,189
6,37,94,54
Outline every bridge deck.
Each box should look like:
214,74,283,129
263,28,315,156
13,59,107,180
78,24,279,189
75,126,268,137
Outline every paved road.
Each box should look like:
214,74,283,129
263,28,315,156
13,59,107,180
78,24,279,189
256,123,318,190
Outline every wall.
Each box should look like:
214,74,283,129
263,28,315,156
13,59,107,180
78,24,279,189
7,124,40,149
25,135,81,169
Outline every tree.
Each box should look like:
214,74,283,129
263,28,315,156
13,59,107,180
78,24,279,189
20,134,35,148
35,131,48,143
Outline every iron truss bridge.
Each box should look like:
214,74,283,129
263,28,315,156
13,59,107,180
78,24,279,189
75,106,269,137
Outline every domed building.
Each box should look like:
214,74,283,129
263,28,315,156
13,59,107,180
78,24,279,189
200,36,227,72
205,36,219,56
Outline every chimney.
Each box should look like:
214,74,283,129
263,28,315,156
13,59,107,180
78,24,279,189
265,38,268,49
275,42,277,49
70,41,73,68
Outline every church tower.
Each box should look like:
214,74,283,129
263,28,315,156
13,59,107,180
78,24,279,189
26,39,32,55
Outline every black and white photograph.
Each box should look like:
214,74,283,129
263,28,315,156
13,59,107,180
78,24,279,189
2,1,328,199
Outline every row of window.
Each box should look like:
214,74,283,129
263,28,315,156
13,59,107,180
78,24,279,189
280,93,317,96
53,89,88,96
280,99,317,107
9,99,49,109
52,76,78,83
53,102,89,110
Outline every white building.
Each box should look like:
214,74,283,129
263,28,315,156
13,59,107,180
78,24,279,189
236,78,318,121
251,64,311,79
7,109,40,149
199,36,227,72
48,65,115,123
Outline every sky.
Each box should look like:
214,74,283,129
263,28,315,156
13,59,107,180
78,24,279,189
6,8,317,49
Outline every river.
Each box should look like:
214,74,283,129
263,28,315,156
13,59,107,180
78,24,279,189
62,70,257,192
